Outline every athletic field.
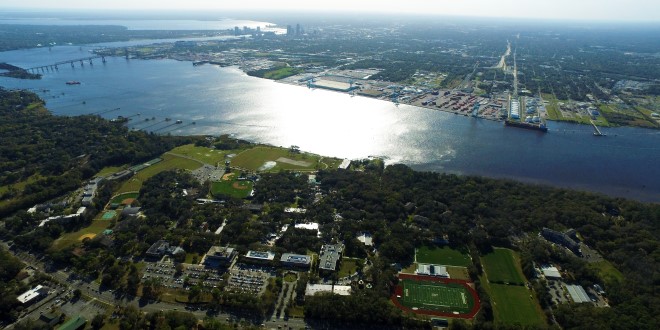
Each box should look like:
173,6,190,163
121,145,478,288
392,274,480,319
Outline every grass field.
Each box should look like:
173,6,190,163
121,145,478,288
481,248,525,285
400,279,473,314
338,258,359,278
110,192,139,205
446,266,470,280
416,246,471,267
169,144,231,165
0,173,43,195
116,153,203,194
231,147,329,172
51,220,111,250
487,282,545,326
96,166,125,177
211,176,253,199
589,260,624,285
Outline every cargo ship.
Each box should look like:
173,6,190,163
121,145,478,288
504,119,548,132
66,81,81,85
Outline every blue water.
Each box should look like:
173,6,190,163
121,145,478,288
1,46,659,201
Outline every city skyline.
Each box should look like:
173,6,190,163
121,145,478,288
3,0,660,22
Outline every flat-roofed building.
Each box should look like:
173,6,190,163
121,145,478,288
244,250,276,264
319,243,344,273
541,265,562,279
310,79,355,92
305,284,352,296
416,264,449,277
565,284,591,303
204,246,237,267
281,253,311,269
17,285,47,305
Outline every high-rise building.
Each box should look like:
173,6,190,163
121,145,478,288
234,26,240,36
296,24,301,36
287,25,294,36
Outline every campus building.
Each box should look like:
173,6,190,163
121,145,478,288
243,250,276,264
204,246,237,267
416,264,449,277
17,285,48,305
280,253,312,269
318,243,344,273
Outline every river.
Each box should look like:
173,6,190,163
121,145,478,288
1,46,658,202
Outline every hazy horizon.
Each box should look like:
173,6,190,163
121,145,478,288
2,0,660,23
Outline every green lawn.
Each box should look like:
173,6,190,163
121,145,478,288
416,246,471,267
486,282,545,326
0,173,43,195
110,192,139,205
231,146,331,172
51,220,112,251
96,165,126,177
116,153,203,194
169,144,232,165
481,248,525,285
338,258,360,278
589,260,624,285
446,266,470,280
263,67,303,80
211,177,253,199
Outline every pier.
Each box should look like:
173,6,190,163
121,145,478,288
591,120,606,136
27,56,106,73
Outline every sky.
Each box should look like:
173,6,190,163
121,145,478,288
5,0,660,22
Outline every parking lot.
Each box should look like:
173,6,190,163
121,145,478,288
226,264,275,295
142,262,225,290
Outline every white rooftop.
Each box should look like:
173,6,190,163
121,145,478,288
17,285,44,304
295,222,319,231
357,232,373,246
566,284,591,303
541,265,561,278
305,284,352,296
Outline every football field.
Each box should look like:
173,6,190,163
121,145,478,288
403,280,469,311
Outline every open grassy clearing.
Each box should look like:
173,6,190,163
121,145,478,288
482,279,545,326
211,176,253,199
481,248,525,285
231,146,329,172
169,144,232,165
116,153,202,194
589,260,624,285
338,258,359,278
446,266,470,280
51,220,111,251
110,192,139,205
96,165,126,177
0,173,43,195
416,246,471,267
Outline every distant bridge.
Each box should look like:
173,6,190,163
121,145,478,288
27,55,107,73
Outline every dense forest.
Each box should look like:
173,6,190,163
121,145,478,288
0,88,195,217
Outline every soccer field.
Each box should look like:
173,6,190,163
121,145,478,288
403,281,468,310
